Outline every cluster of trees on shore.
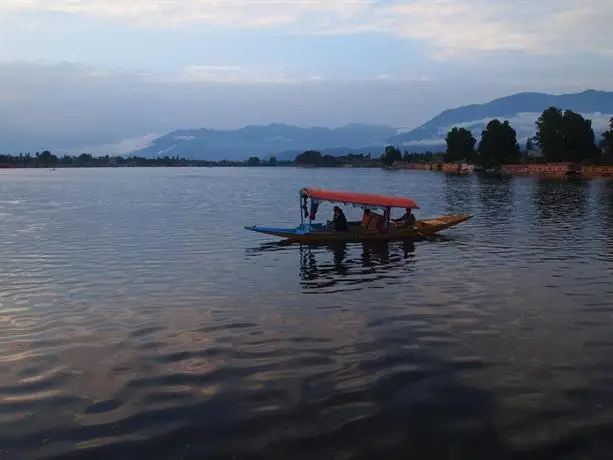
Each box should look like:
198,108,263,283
380,146,440,165
293,147,441,167
0,152,290,168
294,150,382,167
444,107,613,167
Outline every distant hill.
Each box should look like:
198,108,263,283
389,89,613,147
131,123,397,161
129,89,613,160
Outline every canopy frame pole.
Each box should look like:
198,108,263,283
308,198,313,231
299,193,304,226
383,207,391,232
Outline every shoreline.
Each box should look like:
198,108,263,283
391,161,613,179
3,161,613,179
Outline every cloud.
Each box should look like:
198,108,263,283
146,65,428,84
2,0,612,56
169,65,302,84
1,0,374,29
0,61,520,153
64,133,161,155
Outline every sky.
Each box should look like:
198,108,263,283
2,0,613,153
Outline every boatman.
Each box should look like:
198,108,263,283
392,208,416,228
332,206,348,232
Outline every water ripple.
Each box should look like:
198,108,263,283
1,169,613,459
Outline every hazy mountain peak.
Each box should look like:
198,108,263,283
390,89,613,147
128,89,613,160
132,123,397,160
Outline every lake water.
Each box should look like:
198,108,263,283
1,167,613,459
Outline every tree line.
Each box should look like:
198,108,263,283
294,150,381,167
0,152,288,168
443,107,613,167
294,147,442,167
292,107,613,169
4,109,611,169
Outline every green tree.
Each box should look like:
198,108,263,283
562,110,599,163
380,145,402,166
268,156,277,166
477,119,520,168
322,154,338,166
533,106,564,161
600,117,613,163
78,153,93,163
247,156,260,166
295,150,323,165
39,150,58,164
402,149,418,162
525,138,533,154
445,127,476,162
534,106,599,163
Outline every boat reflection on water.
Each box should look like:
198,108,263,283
248,239,446,293
299,240,418,291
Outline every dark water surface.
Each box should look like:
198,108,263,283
1,167,613,459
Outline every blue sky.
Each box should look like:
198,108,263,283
2,0,613,152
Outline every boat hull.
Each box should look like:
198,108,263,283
245,214,472,243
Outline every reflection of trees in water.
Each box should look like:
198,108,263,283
299,241,417,292
476,175,514,225
602,181,613,260
443,175,475,214
604,181,613,227
533,178,589,222
530,178,593,251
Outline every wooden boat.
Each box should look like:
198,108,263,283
245,187,472,243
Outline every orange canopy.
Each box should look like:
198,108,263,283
300,188,419,209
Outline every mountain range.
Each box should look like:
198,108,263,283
389,89,613,146
131,124,397,161
129,89,613,160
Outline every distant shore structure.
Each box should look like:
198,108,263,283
392,161,613,178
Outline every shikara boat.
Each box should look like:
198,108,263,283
245,188,472,243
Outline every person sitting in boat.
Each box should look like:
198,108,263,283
332,206,348,232
361,208,384,232
392,208,416,228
